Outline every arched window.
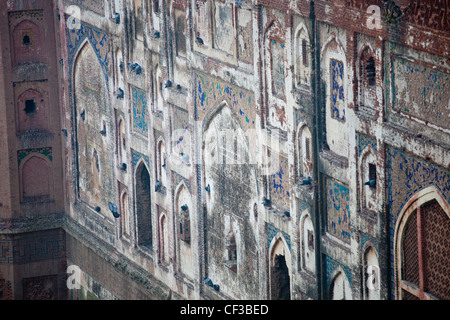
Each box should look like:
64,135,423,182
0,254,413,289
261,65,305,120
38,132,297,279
359,48,376,108
294,25,310,87
396,198,450,300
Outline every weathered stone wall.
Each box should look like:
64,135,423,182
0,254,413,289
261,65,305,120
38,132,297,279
1,0,449,301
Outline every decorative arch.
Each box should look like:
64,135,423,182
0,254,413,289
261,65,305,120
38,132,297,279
269,233,292,300
358,45,376,107
117,116,127,164
293,23,311,87
11,19,43,65
330,267,352,300
73,40,110,207
359,146,377,211
155,65,163,111
135,161,153,249
17,88,47,132
175,181,194,278
394,186,450,300
20,154,52,202
156,137,167,186
320,34,346,63
159,212,169,264
296,123,313,180
363,245,381,300
320,34,348,158
120,189,130,237
115,48,124,90
299,212,315,273
203,101,246,167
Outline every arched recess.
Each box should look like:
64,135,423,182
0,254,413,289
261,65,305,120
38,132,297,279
358,45,376,108
299,213,315,273
115,48,124,91
117,117,127,164
330,268,352,300
264,18,286,101
359,146,377,211
154,66,163,112
120,190,130,238
175,182,194,279
156,138,167,186
202,101,259,297
296,124,313,180
17,88,47,133
363,245,381,300
293,23,311,88
74,40,111,210
394,186,450,300
20,154,52,202
202,101,256,215
11,19,43,65
320,35,348,158
269,233,292,300
135,161,153,249
159,213,169,264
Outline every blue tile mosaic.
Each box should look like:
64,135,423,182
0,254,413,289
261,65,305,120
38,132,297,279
267,223,291,253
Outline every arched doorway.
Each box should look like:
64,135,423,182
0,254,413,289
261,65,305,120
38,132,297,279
269,235,291,300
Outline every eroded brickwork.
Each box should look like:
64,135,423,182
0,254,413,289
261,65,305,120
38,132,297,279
0,0,449,300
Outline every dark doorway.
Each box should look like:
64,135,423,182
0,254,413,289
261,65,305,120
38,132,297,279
271,254,291,300
136,163,152,248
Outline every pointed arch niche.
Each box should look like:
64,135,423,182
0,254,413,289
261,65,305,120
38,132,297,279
175,182,194,280
269,233,291,300
73,40,111,211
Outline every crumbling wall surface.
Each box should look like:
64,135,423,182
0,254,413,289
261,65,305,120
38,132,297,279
3,0,448,302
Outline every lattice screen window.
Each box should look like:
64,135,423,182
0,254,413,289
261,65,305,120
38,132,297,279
399,200,450,300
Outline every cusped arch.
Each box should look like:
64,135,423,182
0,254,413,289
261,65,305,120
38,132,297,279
320,34,346,62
